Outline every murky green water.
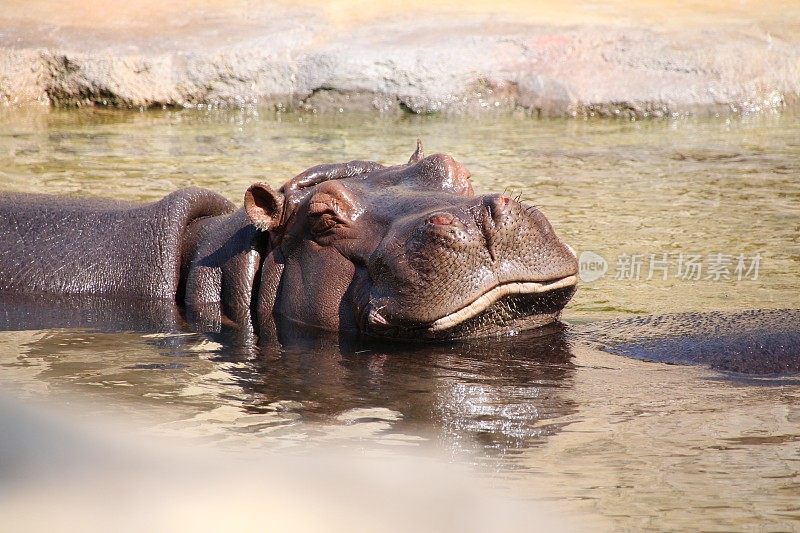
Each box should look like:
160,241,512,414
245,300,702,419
1,107,799,531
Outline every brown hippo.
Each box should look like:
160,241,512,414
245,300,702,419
0,142,578,341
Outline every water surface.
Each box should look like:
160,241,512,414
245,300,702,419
0,107,798,530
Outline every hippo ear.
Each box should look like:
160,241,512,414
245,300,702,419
408,138,424,164
244,182,284,231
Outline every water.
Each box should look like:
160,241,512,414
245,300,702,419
1,107,799,530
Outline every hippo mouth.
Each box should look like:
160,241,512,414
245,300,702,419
429,275,577,332
367,275,577,340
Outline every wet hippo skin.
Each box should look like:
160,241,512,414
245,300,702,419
0,187,234,299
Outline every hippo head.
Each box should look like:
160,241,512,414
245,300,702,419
245,142,578,341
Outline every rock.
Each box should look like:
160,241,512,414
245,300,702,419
0,2,798,117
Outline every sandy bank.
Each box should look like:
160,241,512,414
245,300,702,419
1,0,798,116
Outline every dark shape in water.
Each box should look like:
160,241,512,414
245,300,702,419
572,309,800,377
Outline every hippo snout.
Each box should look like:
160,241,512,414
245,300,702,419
363,193,578,339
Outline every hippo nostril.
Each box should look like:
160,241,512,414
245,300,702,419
428,212,455,226
492,195,511,213
483,194,511,224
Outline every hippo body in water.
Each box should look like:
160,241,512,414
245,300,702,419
0,143,797,376
0,143,578,342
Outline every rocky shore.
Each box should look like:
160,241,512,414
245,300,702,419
1,1,798,117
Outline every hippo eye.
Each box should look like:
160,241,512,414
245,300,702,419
308,193,352,238
309,211,341,236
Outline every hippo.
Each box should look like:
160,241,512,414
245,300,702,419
0,141,579,342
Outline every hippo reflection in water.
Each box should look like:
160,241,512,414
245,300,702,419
0,141,578,342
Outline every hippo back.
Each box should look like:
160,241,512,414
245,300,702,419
0,188,234,299
572,309,800,375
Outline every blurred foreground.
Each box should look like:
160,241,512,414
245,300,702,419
0,393,580,532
